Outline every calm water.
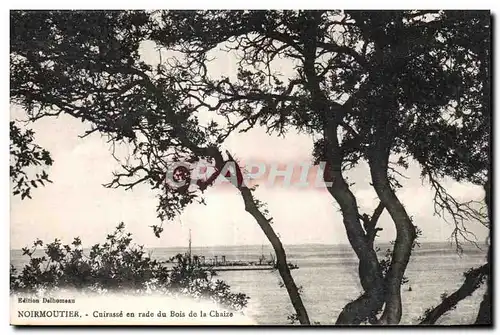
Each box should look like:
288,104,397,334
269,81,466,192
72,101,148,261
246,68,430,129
10,242,487,325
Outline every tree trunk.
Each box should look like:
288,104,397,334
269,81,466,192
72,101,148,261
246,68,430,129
239,186,311,325
200,148,310,324
329,176,385,325
474,272,491,325
323,126,385,325
475,171,491,325
419,264,488,325
369,154,416,324
300,17,384,323
475,41,491,326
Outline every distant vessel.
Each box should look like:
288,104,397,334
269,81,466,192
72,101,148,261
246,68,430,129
185,229,299,272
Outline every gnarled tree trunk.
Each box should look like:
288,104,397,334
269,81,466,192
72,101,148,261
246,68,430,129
300,16,385,323
323,125,385,325
369,152,416,324
328,173,385,325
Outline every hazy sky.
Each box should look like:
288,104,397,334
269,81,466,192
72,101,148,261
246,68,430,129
10,105,488,249
9,39,489,249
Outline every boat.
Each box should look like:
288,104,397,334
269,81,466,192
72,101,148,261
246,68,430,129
182,230,299,272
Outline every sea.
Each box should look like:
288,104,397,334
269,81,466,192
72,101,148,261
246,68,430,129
10,242,487,325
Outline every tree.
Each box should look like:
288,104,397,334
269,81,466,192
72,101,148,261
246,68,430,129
405,12,491,324
10,10,490,325
10,10,309,324
10,121,53,200
341,11,491,325
10,222,249,311
146,10,490,324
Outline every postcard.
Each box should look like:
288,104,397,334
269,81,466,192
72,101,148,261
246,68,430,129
9,9,491,326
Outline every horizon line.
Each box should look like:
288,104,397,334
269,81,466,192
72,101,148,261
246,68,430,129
10,240,474,251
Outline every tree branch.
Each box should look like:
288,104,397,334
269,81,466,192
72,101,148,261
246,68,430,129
419,264,488,325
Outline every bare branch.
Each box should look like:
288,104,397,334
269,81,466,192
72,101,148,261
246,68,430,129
424,169,488,253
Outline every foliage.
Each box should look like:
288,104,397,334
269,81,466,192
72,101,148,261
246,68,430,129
287,313,300,324
10,121,53,200
10,223,248,311
11,10,201,223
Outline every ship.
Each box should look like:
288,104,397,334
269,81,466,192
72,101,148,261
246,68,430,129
183,229,299,272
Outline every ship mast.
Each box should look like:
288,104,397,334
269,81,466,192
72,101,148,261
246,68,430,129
188,228,192,258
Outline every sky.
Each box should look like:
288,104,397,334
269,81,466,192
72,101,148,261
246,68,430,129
9,35,489,250
10,105,488,249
